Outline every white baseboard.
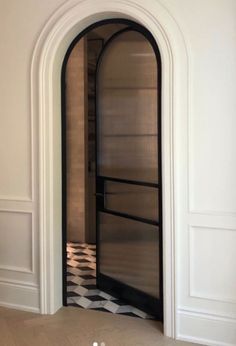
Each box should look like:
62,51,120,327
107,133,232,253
0,280,40,313
177,308,236,346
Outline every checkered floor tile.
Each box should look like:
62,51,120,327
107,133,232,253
66,242,154,319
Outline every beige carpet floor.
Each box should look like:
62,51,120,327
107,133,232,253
0,306,201,346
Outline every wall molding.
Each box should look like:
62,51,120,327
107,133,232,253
31,0,189,339
189,210,236,218
188,212,236,232
0,202,35,214
0,209,33,214
0,197,33,203
0,301,40,314
177,308,236,346
186,42,236,218
186,41,236,217
0,58,35,202
0,281,39,313
178,306,236,322
0,265,33,274
0,209,35,274
189,225,236,304
0,277,38,289
190,292,236,306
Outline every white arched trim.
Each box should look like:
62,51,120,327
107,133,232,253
32,0,189,339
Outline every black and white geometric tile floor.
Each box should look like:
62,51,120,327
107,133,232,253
67,242,154,319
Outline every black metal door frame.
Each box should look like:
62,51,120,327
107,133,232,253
95,26,163,319
61,18,163,319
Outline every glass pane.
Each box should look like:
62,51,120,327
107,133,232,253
105,181,159,221
99,212,160,298
97,30,159,183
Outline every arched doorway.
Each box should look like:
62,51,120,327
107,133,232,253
34,0,188,337
62,19,163,319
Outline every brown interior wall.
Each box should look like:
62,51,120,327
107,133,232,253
66,37,88,242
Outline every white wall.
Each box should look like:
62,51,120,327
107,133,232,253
0,0,65,312
168,1,236,344
0,0,235,344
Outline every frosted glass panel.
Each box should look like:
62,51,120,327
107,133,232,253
99,212,160,298
105,181,159,221
97,30,158,183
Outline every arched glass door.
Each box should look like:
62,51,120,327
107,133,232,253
96,28,162,318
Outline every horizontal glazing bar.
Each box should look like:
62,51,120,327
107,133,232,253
98,175,159,188
98,207,159,226
101,134,158,137
102,87,157,90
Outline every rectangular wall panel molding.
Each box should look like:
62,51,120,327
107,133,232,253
0,96,34,203
177,309,236,346
0,210,34,274
187,9,236,216
189,226,236,304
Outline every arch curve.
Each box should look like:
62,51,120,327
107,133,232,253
32,0,189,338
